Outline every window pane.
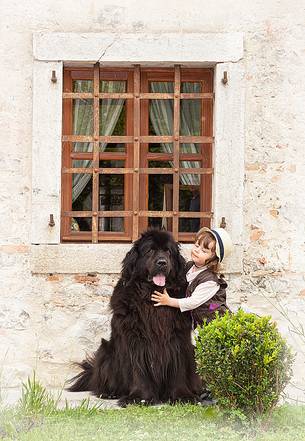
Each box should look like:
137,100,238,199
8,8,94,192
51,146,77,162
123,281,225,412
99,160,125,168
179,218,200,233
99,81,126,141
73,80,93,93
181,82,202,93
72,174,92,211
72,142,93,153
148,217,172,232
149,82,174,93
179,169,208,232
148,161,172,168
73,99,93,135
99,99,126,136
99,217,124,232
179,175,200,212
148,143,173,154
100,142,125,153
180,100,201,136
179,169,201,232
99,175,124,211
149,100,173,135
179,171,201,233
148,175,173,211
148,82,174,136
100,80,126,92
179,161,201,168
71,217,92,232
180,143,201,154
72,160,93,168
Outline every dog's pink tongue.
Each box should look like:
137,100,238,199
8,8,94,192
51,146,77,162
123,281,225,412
153,274,166,286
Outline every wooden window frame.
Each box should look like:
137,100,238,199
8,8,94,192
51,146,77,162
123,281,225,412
61,64,214,243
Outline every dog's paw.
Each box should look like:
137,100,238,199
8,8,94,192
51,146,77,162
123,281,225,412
118,396,140,407
167,391,198,405
118,395,157,407
99,392,118,399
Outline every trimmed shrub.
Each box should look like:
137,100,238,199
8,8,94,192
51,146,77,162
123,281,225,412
195,309,294,416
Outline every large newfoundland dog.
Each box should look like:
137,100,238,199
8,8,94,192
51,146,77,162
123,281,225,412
68,230,201,406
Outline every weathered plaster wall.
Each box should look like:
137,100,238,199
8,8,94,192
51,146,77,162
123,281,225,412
1,0,305,404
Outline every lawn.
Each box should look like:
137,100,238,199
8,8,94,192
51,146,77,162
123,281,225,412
1,403,305,441
0,374,304,440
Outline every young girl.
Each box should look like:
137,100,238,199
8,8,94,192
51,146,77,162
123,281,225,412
151,227,233,329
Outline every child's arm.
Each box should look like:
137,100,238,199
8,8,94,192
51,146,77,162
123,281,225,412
151,289,180,308
151,281,219,311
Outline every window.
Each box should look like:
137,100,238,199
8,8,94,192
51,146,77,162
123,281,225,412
61,64,214,243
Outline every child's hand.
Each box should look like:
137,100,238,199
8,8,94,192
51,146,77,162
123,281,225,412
151,288,171,307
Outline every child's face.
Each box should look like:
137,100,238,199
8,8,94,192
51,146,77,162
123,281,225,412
191,240,215,267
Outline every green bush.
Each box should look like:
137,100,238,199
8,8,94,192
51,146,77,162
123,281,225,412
195,309,294,416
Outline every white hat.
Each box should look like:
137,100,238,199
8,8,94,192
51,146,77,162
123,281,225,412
196,227,233,262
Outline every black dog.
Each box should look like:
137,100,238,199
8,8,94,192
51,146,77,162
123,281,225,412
68,230,201,406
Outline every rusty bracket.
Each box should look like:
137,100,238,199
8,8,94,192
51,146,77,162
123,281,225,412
221,71,228,85
51,71,57,83
220,216,226,228
49,214,55,227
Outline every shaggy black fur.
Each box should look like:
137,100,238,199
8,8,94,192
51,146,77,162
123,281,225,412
68,230,202,406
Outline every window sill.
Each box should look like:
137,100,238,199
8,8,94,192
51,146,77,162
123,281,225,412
30,243,242,275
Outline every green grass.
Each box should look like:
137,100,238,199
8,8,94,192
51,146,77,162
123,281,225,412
0,374,304,441
1,404,305,441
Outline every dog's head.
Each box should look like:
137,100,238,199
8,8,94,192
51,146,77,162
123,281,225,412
121,229,186,289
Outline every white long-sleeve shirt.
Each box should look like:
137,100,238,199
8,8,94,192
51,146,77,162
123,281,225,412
178,265,219,313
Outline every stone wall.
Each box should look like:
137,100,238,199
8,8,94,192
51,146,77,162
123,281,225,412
1,0,305,404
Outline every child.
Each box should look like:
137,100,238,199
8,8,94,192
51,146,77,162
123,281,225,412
152,227,233,405
151,227,233,330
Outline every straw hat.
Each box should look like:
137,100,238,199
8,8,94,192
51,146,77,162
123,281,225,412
196,227,233,262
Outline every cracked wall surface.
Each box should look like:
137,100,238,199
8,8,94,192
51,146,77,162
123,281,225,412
1,0,305,404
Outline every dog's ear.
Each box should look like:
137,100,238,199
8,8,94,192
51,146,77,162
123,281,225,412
121,243,139,285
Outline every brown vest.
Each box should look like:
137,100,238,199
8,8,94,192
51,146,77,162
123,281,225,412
185,261,230,328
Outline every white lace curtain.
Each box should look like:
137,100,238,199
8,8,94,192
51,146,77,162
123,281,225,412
72,81,126,203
